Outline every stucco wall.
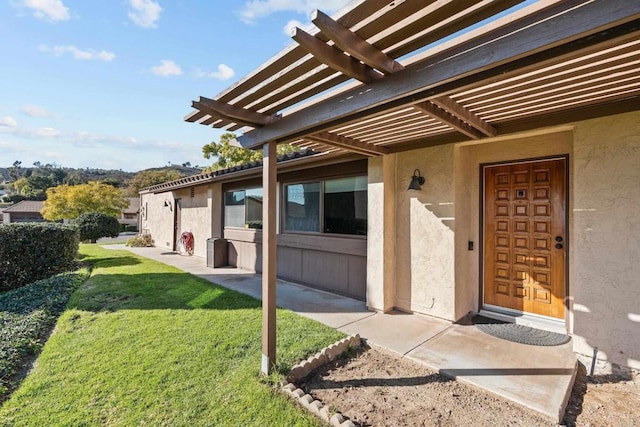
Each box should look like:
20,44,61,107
368,146,457,320
174,186,212,258
571,110,640,369
140,192,176,251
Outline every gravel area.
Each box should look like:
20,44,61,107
299,345,640,426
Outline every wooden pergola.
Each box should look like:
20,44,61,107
185,0,640,373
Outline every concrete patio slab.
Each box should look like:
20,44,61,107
407,323,577,422
339,311,450,355
102,245,576,422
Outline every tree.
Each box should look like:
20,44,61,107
202,133,295,171
8,160,22,181
76,212,121,243
42,181,129,221
101,177,121,188
125,169,184,196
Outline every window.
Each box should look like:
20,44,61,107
224,188,263,229
124,213,137,220
284,176,367,236
324,176,367,235
285,182,320,232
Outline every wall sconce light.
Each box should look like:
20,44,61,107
408,169,425,191
164,200,173,211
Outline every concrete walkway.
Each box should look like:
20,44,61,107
103,245,576,422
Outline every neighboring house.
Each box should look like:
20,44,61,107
2,200,45,224
140,1,640,371
120,197,140,230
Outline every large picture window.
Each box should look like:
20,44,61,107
284,176,367,236
224,188,263,229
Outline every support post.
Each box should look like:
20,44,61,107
261,141,277,374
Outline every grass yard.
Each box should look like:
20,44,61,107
0,245,344,426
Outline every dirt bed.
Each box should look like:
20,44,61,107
300,345,640,426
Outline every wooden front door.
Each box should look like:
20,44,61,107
483,158,566,319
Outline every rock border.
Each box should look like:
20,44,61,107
281,334,362,427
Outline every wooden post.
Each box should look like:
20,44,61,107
261,141,277,374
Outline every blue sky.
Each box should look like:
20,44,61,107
0,0,350,171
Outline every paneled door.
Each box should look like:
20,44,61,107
483,158,566,319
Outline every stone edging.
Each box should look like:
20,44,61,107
281,334,362,427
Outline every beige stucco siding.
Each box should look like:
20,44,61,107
174,186,212,258
571,111,640,369
140,192,176,251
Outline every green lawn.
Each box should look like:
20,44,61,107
0,245,344,426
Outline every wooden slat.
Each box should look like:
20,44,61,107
455,39,640,102
462,58,640,110
414,102,484,139
431,96,497,137
184,109,208,123
236,1,640,148
309,131,389,156
312,9,403,75
215,0,393,104
292,27,382,83
382,0,523,59
479,79,640,121
250,1,561,117
196,97,280,127
220,0,494,111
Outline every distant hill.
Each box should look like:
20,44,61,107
0,165,202,202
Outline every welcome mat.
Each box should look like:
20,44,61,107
472,315,571,346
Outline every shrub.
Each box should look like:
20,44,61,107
0,223,79,291
76,212,120,243
126,233,154,247
124,224,138,232
0,270,87,398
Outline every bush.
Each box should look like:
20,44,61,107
0,270,87,397
76,212,120,243
0,223,79,291
126,233,154,247
124,224,138,232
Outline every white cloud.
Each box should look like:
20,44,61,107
22,0,70,22
237,0,348,24
39,44,116,61
283,19,301,36
21,104,52,117
0,116,18,128
196,64,235,81
151,60,182,77
34,127,61,138
128,0,162,29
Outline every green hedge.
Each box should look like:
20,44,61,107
0,271,87,397
0,223,79,291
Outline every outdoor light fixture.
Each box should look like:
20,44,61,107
408,169,425,191
163,200,173,211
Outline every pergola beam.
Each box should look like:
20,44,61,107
308,131,389,156
431,96,497,137
193,97,281,128
184,109,209,123
311,9,404,75
414,102,484,140
237,0,640,148
291,27,382,83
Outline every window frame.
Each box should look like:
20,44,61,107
281,173,367,238
223,187,263,230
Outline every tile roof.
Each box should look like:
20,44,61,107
2,200,44,213
144,148,319,193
